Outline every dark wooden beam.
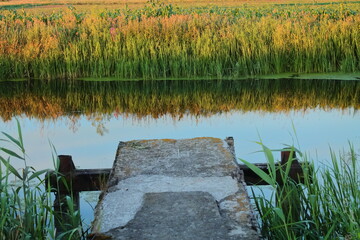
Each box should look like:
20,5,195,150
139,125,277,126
47,168,111,193
239,162,305,185
47,151,305,192
239,150,305,185
49,163,304,188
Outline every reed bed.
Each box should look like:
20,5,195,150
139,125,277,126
0,1,359,80
241,143,360,239
0,120,85,239
1,0,360,12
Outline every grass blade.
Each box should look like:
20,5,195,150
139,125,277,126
16,118,24,152
0,156,22,180
274,207,286,222
0,147,25,160
1,132,23,152
28,169,49,182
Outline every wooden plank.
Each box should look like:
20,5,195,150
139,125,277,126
47,151,305,192
239,163,305,185
239,150,305,185
48,163,304,189
47,168,111,193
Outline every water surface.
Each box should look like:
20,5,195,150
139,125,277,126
1,79,359,226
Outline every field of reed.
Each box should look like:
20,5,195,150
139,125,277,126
2,0,360,11
0,1,359,80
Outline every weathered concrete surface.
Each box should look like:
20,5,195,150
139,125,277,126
105,192,246,240
92,137,258,239
108,137,237,184
95,175,239,232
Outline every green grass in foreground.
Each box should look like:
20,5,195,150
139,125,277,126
241,142,360,239
0,120,86,239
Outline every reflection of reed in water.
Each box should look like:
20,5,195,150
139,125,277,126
0,79,359,122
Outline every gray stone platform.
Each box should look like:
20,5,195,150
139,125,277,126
92,137,258,239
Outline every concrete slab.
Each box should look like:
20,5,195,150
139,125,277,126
105,192,246,240
92,137,258,239
108,137,237,184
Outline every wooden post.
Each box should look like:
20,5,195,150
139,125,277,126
53,155,80,236
46,155,112,236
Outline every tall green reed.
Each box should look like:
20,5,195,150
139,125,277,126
0,119,85,239
0,1,359,80
241,142,360,239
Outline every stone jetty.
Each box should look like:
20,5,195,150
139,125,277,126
91,137,259,239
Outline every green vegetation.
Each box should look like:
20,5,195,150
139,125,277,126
0,4,53,11
0,120,86,239
0,1,359,80
241,143,360,239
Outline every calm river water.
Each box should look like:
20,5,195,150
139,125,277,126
1,79,359,226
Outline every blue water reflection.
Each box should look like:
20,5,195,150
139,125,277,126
1,108,359,171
